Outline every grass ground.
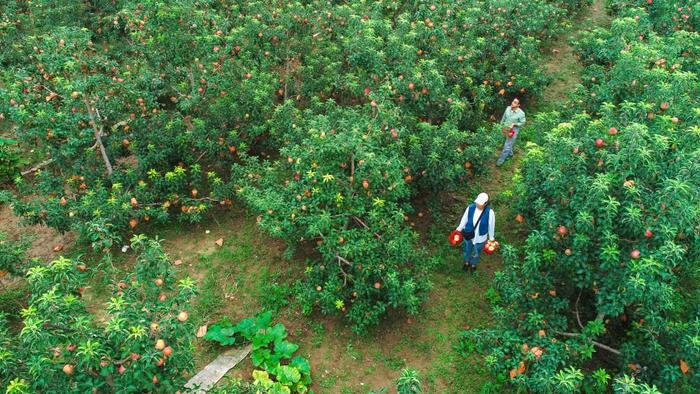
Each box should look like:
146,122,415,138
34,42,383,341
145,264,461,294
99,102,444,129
0,1,611,392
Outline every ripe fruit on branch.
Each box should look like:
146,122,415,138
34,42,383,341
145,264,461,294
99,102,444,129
645,229,653,238
595,138,604,148
609,127,618,135
374,282,381,289
162,346,173,357
557,226,568,236
177,311,189,322
155,339,165,350
63,364,74,375
362,179,369,190
630,249,641,260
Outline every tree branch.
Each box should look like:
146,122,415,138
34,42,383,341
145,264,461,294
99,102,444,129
83,97,113,176
574,289,584,329
351,215,382,240
110,120,129,133
555,331,621,355
21,158,54,176
335,254,352,286
349,153,355,186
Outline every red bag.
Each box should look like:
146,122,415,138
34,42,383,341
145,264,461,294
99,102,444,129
483,240,500,255
449,230,463,246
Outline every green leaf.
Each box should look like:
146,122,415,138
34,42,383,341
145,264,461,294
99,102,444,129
252,331,273,349
251,348,271,367
253,370,273,389
233,316,257,339
203,318,237,346
290,355,311,375
255,310,274,329
268,323,287,343
274,340,299,359
275,365,301,385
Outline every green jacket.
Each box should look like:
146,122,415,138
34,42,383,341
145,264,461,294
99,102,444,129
500,107,526,128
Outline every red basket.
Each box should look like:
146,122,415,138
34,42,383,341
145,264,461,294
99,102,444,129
483,240,500,255
449,230,463,246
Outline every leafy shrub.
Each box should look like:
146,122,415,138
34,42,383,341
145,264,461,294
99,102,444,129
0,232,29,277
396,368,422,394
609,1,699,34
205,311,312,393
0,235,197,393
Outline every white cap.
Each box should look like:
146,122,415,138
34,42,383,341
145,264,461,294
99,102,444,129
474,192,489,205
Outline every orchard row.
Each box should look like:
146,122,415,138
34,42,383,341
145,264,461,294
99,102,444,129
467,1,700,392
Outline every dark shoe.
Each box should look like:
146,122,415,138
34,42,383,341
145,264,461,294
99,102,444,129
470,265,477,274
462,263,469,272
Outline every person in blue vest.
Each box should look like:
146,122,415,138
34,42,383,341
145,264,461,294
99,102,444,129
455,192,496,274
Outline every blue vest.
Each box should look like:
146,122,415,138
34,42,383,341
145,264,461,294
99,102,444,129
464,204,490,234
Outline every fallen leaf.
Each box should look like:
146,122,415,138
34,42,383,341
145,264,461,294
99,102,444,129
215,238,224,247
52,245,63,252
680,359,689,374
196,325,208,338
174,259,183,266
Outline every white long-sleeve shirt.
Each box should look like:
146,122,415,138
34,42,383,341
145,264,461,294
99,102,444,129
456,206,496,244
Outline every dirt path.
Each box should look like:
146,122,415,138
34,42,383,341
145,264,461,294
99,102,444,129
0,204,76,262
541,0,612,108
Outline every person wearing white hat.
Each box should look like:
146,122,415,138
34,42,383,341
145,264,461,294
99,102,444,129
455,192,496,274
